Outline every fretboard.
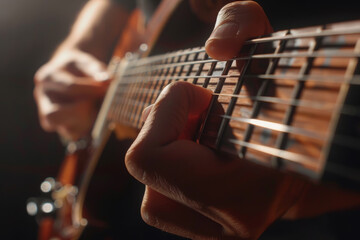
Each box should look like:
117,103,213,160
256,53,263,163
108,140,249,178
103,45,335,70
104,20,360,187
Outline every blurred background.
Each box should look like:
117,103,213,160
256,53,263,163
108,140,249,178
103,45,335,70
0,0,86,238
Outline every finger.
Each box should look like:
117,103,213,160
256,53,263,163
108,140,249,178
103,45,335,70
125,81,299,238
71,50,110,80
36,70,109,102
141,187,225,240
129,81,212,149
126,81,220,193
205,1,272,60
36,92,96,139
126,82,243,206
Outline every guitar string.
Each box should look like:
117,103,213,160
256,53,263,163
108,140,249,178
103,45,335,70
220,115,327,141
108,92,326,168
104,27,360,171
226,138,319,168
116,73,360,85
123,52,360,76
125,27,360,68
107,83,358,165
107,91,331,141
110,28,360,151
113,85,340,112
112,73,360,120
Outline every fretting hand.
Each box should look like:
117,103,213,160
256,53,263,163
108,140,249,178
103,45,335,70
125,2,306,239
34,48,109,140
33,0,132,141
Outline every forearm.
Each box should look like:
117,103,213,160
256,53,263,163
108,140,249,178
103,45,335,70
56,0,131,62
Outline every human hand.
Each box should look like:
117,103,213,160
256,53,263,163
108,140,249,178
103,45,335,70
34,48,109,140
126,80,306,239
125,2,307,239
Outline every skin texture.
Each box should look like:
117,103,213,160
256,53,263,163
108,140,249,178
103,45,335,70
126,1,360,239
34,0,360,239
125,2,305,239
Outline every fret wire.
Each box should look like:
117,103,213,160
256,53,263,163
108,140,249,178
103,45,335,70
114,89,126,122
184,51,200,81
133,56,171,127
136,55,176,126
113,98,145,123
123,51,360,76
126,58,160,125
151,55,174,101
112,79,133,123
134,54,178,127
108,89,120,121
123,74,148,125
240,33,289,159
272,29,324,166
110,70,134,122
196,59,219,141
115,81,134,123
198,60,233,142
176,51,190,81
221,115,327,141
203,61,217,88
227,138,318,168
193,53,208,84
214,44,259,149
135,59,168,127
119,73,147,124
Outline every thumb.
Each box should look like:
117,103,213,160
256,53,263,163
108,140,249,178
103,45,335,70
205,1,272,61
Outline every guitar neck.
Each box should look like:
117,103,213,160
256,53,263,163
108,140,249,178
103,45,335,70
101,19,360,189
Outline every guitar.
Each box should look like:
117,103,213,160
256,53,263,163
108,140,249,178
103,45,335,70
27,0,360,239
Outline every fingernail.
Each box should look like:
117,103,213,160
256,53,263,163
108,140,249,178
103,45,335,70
94,72,110,82
208,22,239,40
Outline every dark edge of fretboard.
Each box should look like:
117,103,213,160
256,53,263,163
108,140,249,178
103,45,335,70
322,53,360,192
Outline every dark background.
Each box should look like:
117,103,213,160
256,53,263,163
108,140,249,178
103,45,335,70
0,1,87,238
1,0,360,239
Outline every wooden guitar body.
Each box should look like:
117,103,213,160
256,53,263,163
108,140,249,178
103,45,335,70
27,0,360,239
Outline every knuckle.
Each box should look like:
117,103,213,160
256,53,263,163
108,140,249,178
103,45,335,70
167,80,191,91
34,67,49,84
125,145,148,181
43,110,61,125
140,201,160,228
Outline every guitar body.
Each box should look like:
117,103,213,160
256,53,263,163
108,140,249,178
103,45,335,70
30,0,360,239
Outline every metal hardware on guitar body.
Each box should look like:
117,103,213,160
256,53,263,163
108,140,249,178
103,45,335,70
27,176,86,239
27,177,58,219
